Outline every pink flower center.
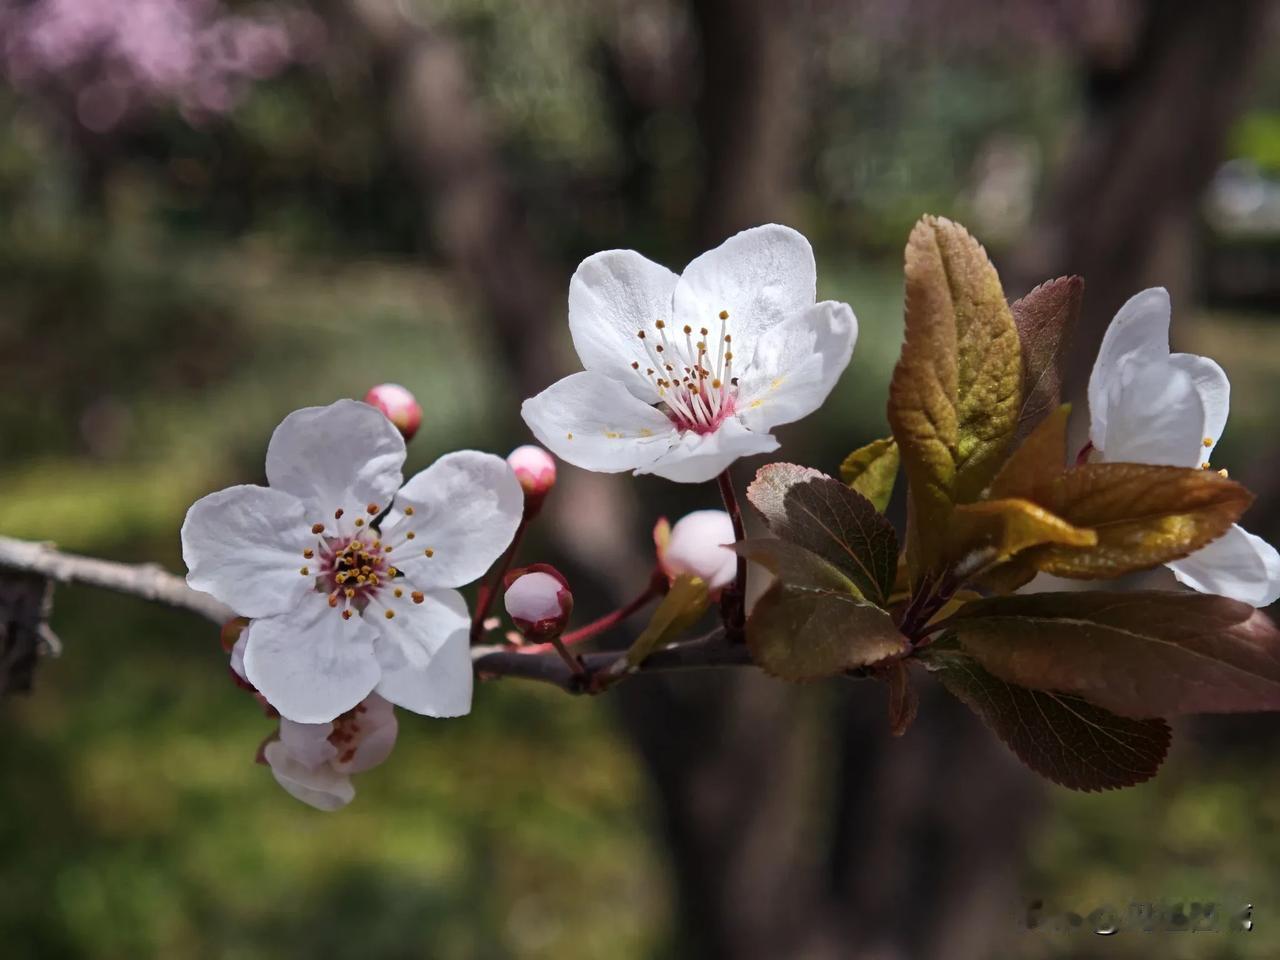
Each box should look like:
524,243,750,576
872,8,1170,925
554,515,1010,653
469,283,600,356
629,308,741,435
328,701,369,765
296,504,429,622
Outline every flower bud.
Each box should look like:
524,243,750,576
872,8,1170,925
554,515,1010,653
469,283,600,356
507,445,556,511
503,565,573,640
656,509,737,595
363,383,422,441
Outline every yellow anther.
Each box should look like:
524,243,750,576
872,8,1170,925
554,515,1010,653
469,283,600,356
712,379,722,389
1201,461,1211,469
404,506,414,516
384,609,395,620
1219,467,1230,478
300,566,310,576
655,319,665,329
345,588,356,598
719,309,729,320
424,548,435,558
1203,437,1214,447
357,575,367,584
387,567,398,577
394,588,404,598
724,351,734,361
302,548,314,559
355,517,365,527
406,531,416,540
683,324,692,334
566,432,574,440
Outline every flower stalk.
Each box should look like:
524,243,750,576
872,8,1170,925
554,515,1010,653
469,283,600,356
716,468,748,642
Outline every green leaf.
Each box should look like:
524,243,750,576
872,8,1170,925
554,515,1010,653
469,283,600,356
626,575,709,668
942,591,1280,717
747,464,898,606
730,538,860,596
948,497,1096,578
927,647,1170,792
1030,463,1252,578
887,215,1022,580
747,584,908,681
1010,276,1081,444
839,437,900,512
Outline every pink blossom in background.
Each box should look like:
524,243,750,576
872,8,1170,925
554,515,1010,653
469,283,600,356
0,0,326,131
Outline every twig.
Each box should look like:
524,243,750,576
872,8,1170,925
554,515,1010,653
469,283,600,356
0,535,233,624
473,629,749,694
0,535,758,694
470,515,527,642
716,468,747,641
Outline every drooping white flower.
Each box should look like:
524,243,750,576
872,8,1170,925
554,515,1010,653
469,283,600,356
1088,288,1280,606
263,692,399,811
182,399,523,722
521,225,857,484
655,509,737,595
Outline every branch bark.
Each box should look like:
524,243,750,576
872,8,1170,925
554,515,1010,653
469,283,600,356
0,535,754,695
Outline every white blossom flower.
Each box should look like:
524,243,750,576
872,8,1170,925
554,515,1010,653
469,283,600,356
263,693,399,811
655,509,737,595
521,224,857,484
182,399,523,722
1088,288,1280,606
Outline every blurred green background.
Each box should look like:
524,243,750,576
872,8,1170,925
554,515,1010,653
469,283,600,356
4,1,1280,958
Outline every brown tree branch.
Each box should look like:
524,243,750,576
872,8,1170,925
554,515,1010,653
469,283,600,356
0,535,753,693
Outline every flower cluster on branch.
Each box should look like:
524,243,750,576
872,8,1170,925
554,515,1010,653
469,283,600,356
116,217,1280,805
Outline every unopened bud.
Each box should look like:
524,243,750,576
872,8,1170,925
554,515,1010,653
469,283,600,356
507,445,556,512
364,383,422,441
503,565,573,640
657,509,737,595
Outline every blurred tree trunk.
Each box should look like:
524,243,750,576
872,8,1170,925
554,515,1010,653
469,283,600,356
1012,0,1272,398
329,0,560,399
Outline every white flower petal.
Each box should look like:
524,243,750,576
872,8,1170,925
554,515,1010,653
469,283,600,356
521,371,677,474
1096,359,1206,468
278,717,338,770
337,695,399,775
662,510,738,591
637,417,779,484
735,300,857,434
386,451,524,589
243,593,380,723
673,225,816,344
265,399,406,515
1088,287,1171,450
373,587,473,717
1168,524,1280,608
569,250,680,401
264,740,355,811
181,484,312,618
1168,352,1230,461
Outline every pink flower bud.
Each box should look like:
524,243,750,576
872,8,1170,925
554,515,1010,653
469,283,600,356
363,383,422,441
507,444,556,508
657,509,737,595
504,566,573,640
